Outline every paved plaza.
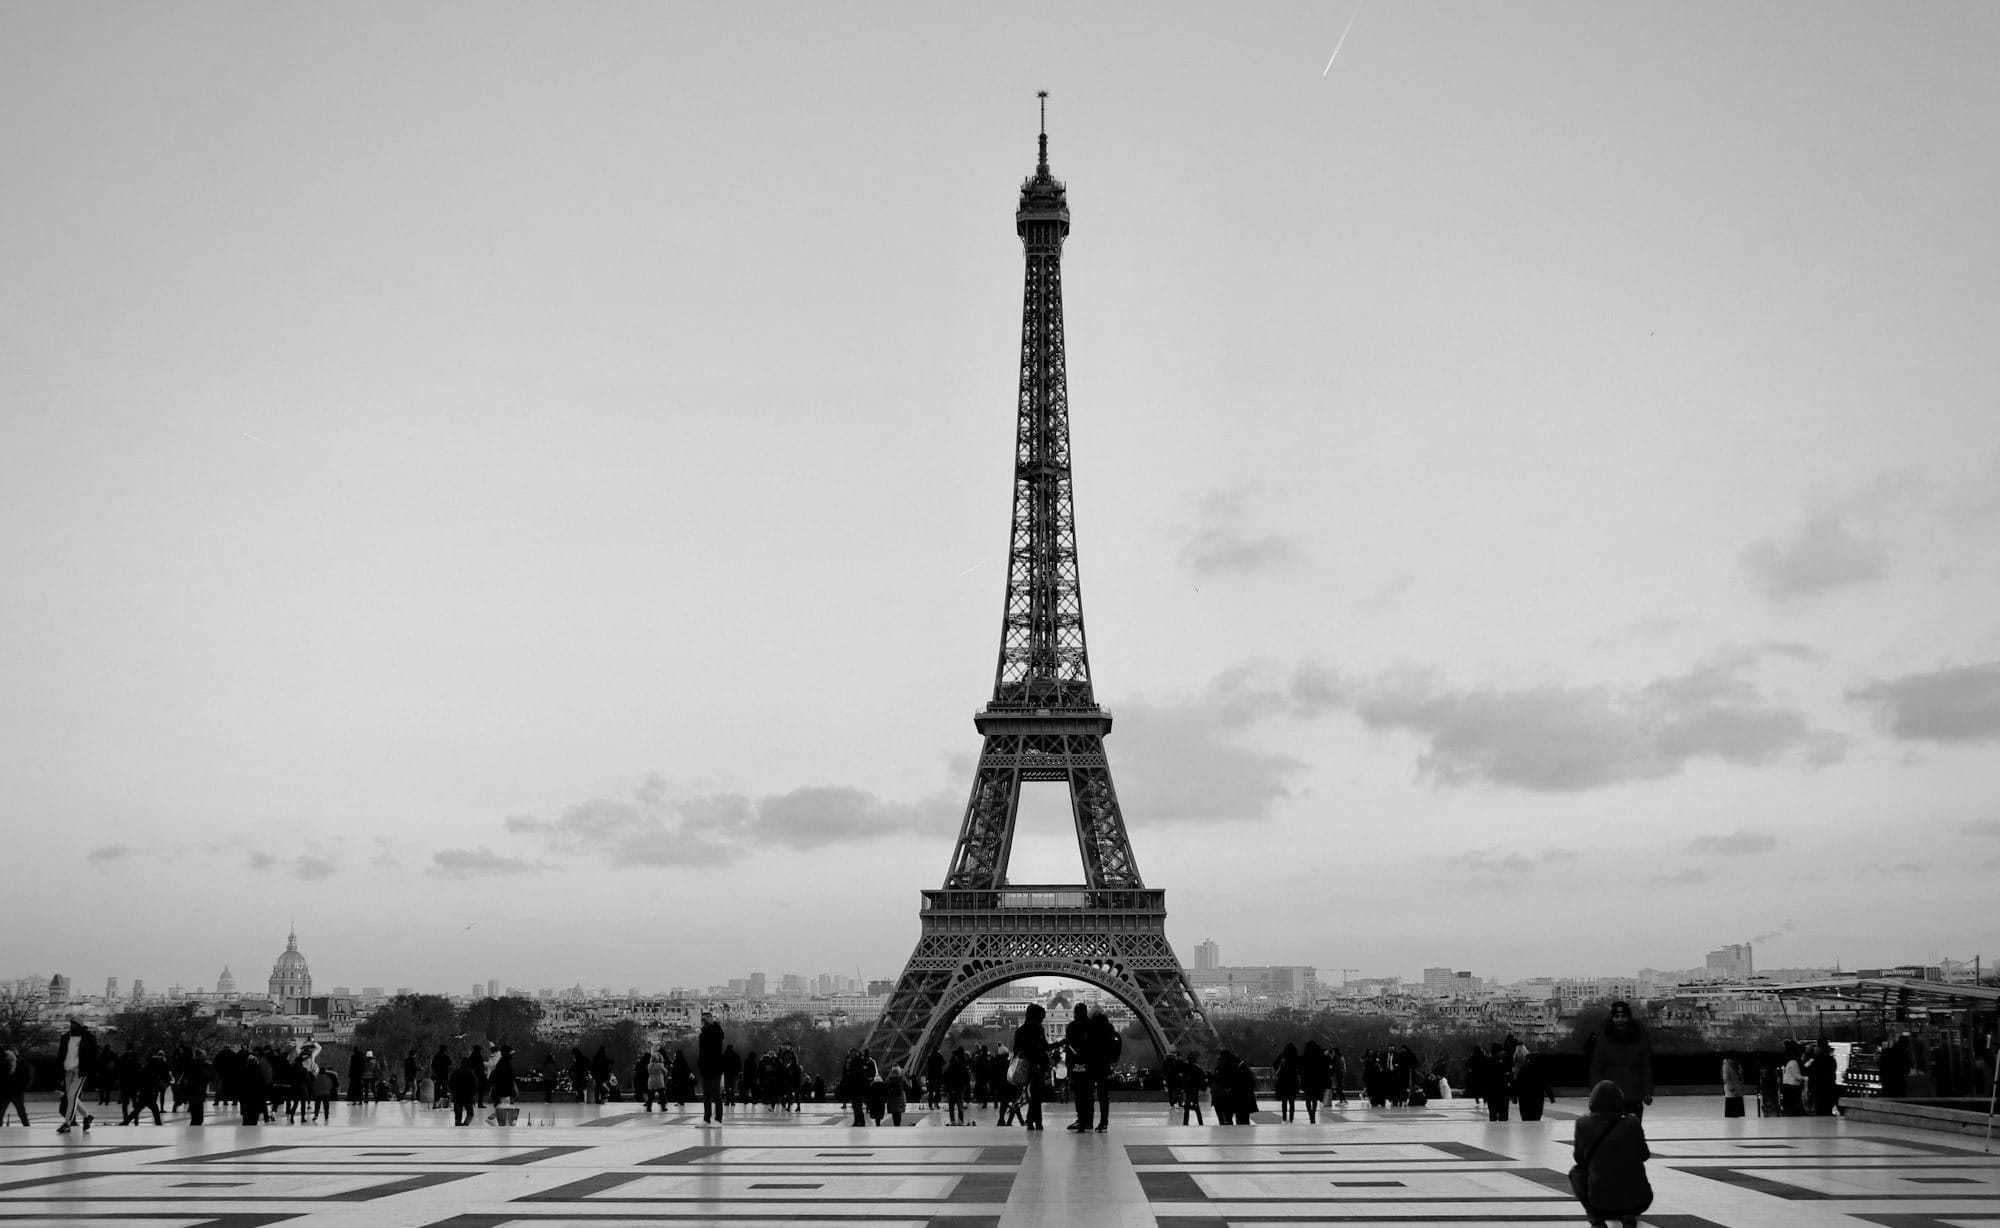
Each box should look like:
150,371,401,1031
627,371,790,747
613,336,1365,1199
2,1095,1996,1227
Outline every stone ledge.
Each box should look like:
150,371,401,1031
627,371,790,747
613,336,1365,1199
1844,1097,1998,1137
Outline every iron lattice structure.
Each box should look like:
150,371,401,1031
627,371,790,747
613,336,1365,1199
867,105,1213,1075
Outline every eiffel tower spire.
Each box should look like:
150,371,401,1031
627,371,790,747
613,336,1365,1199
867,98,1213,1075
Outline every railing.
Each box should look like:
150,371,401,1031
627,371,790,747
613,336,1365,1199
922,887,1166,914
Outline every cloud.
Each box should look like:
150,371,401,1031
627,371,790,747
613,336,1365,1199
506,773,954,866
243,849,338,880
1964,821,2000,837
1688,831,1778,856
1647,868,1712,887
1887,862,1928,874
1339,651,1842,792
1742,514,1885,598
1850,662,2000,744
86,844,134,868
1741,473,1922,601
429,847,549,879
1748,920,1795,944
1175,489,1301,579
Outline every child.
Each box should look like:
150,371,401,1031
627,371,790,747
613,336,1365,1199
313,1067,338,1122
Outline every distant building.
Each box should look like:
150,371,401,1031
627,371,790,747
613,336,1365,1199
1705,944,1754,981
748,973,766,998
487,978,498,998
1424,967,1476,993
1186,966,1315,1003
216,966,236,996
130,979,145,1001
1195,939,1220,971
48,973,69,1007
267,927,313,1011
105,977,118,1001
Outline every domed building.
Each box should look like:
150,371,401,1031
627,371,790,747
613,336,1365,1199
268,927,312,1011
216,966,236,996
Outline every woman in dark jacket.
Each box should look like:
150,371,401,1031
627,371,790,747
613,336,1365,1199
1273,1043,1301,1122
488,1045,517,1115
1587,1002,1654,1118
1573,1080,1651,1228
1515,1051,1550,1121
1300,1042,1330,1124
1011,1003,1050,1131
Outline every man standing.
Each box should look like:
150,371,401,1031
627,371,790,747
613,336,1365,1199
697,1012,726,1125
1088,1005,1120,1131
1063,1003,1094,1131
55,1017,96,1133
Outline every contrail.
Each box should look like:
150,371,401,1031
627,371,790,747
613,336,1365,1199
1322,2,1363,76
957,557,990,577
241,431,273,446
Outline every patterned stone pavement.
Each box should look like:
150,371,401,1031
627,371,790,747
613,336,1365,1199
1,1095,1995,1226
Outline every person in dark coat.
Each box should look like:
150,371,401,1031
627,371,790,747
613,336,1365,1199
944,1046,971,1125
1573,1080,1652,1228
1586,1002,1654,1119
431,1045,453,1109
1012,1003,1050,1131
488,1045,517,1118
1484,1042,1511,1120
1300,1042,1330,1124
926,1048,947,1111
184,1050,213,1125
346,1048,366,1104
1063,1003,1095,1131
1515,1051,1550,1121
1805,1039,1840,1116
590,1046,611,1105
1088,1007,1119,1130
240,1048,271,1126
696,1014,726,1124
1179,1052,1207,1124
719,1043,741,1108
1274,1043,1301,1122
567,1047,590,1103
449,1054,479,1126
839,1048,873,1126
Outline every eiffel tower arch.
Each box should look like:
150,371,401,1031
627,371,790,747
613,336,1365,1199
866,97,1215,1075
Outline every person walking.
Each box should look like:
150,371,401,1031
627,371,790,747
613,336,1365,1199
432,1046,454,1110
1013,1003,1050,1131
1483,1042,1511,1121
1300,1042,1330,1124
1721,1053,1746,1118
884,1065,909,1126
1571,1080,1653,1228
643,1051,667,1112
926,1048,946,1112
55,1017,97,1133
1515,1051,1550,1122
2,1045,30,1127
1806,1039,1840,1116
840,1048,872,1126
487,1045,517,1122
567,1048,590,1104
1274,1043,1301,1122
1587,1002,1655,1119
185,1050,213,1126
697,1013,726,1125
449,1054,479,1127
121,1051,168,1125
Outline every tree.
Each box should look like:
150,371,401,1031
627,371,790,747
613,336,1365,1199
459,996,543,1051
354,994,459,1065
0,987,55,1057
575,1019,648,1075
105,1004,223,1058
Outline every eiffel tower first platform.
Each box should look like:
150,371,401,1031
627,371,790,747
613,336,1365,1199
866,98,1214,1074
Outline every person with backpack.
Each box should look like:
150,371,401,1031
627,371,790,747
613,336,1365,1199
1571,1080,1652,1228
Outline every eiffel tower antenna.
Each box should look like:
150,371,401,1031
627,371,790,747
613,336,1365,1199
866,99,1214,1075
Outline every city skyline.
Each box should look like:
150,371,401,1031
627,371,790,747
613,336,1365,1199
4,4,1998,990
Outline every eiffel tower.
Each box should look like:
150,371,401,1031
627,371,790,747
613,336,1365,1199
867,97,1214,1074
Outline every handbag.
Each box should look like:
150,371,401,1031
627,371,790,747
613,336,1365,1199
1568,1117,1619,1208
1006,1056,1029,1087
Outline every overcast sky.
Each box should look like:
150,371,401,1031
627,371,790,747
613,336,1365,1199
4,2,1998,997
